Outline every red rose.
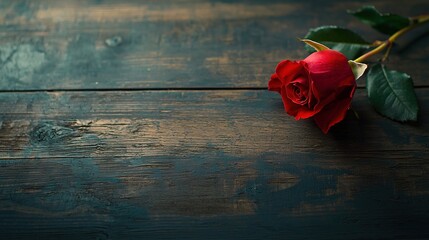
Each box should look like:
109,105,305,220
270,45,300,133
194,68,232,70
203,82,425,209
268,49,356,133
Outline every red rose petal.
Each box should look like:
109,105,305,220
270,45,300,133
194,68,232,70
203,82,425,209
268,73,282,93
286,77,309,105
304,50,355,99
280,86,300,116
269,51,356,131
275,60,303,84
281,86,318,120
313,86,355,133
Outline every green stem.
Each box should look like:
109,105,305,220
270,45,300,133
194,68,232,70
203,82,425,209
354,14,429,63
381,41,393,61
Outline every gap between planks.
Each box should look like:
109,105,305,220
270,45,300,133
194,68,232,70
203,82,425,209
2,86,428,93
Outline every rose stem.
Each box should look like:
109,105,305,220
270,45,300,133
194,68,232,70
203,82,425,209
354,14,429,63
381,42,393,61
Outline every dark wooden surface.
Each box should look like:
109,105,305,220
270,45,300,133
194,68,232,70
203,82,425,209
0,1,428,239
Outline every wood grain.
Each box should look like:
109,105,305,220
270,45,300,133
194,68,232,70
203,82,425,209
1,1,429,239
0,0,428,90
0,89,428,239
0,89,428,158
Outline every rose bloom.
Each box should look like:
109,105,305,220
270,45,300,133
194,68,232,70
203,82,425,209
268,49,356,133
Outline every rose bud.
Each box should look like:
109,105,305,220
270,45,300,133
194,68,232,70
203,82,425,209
268,49,363,133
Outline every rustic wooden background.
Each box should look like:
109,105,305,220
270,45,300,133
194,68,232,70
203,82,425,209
0,0,428,239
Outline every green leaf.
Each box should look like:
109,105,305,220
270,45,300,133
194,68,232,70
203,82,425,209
304,26,371,59
366,64,419,121
349,6,410,35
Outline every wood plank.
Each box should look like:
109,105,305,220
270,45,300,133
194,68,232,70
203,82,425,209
1,89,428,239
0,0,428,90
1,89,428,158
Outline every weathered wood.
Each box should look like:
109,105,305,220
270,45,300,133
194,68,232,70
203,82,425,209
0,89,428,239
1,89,428,158
0,0,428,90
1,0,429,239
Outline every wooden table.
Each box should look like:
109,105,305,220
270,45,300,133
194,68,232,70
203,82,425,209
1,1,428,239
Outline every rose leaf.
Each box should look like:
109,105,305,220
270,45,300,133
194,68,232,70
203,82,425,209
348,6,410,35
304,26,371,59
366,63,419,121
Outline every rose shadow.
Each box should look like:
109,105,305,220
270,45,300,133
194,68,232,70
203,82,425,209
327,110,370,152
